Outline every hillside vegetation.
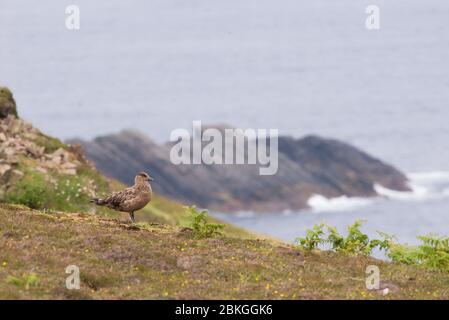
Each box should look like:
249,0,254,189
2,204,449,299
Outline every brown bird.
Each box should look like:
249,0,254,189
91,172,154,223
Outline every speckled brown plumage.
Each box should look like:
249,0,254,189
91,172,153,222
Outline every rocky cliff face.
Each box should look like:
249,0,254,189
0,116,82,176
70,130,410,213
0,87,124,212
0,113,102,207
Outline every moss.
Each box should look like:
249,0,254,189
33,133,67,154
0,87,18,118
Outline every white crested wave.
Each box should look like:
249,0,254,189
307,171,449,213
376,171,449,202
307,195,373,213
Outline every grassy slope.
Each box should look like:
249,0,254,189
1,203,449,299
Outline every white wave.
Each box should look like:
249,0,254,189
374,170,449,202
307,194,373,213
307,171,449,213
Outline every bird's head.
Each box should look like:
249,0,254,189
135,171,154,185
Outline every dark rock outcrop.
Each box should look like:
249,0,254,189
69,130,410,212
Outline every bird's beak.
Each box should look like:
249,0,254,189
149,177,154,181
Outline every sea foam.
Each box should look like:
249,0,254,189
307,194,373,213
307,171,449,213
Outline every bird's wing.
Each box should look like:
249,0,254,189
101,187,137,210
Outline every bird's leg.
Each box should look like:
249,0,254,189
129,211,135,223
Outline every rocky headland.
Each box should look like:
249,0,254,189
70,128,410,213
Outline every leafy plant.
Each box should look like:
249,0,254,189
297,221,449,273
388,234,449,272
416,235,449,271
6,273,40,290
387,243,420,265
326,221,393,255
186,206,224,239
296,220,393,255
295,223,325,251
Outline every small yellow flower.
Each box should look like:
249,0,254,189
2,261,7,267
